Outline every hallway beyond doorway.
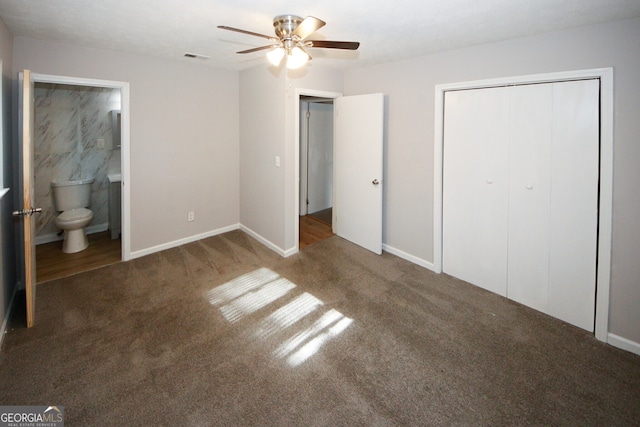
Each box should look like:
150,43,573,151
299,210,333,249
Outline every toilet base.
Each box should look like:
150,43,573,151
62,228,89,254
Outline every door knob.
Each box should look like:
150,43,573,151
372,179,380,185
525,184,534,190
13,207,42,217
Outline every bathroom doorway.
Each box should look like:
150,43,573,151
298,96,335,249
28,74,130,282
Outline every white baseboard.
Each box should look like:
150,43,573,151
239,224,287,257
36,222,109,245
283,246,298,258
0,284,18,351
382,243,436,272
129,224,240,260
608,333,640,356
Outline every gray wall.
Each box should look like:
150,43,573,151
343,17,640,344
238,66,287,250
12,37,240,255
0,17,14,339
239,65,343,253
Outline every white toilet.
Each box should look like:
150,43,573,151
52,179,95,254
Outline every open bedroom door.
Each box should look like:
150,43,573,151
334,93,384,254
13,69,39,327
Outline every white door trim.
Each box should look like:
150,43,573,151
292,88,342,254
299,100,309,217
433,68,613,342
32,73,132,261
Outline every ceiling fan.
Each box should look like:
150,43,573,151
218,15,360,69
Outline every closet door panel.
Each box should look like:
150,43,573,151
506,84,553,312
443,88,509,295
547,80,599,331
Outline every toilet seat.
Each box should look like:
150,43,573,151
57,208,93,223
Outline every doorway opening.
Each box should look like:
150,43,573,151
29,74,130,283
297,93,338,250
292,90,384,255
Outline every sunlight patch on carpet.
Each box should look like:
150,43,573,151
206,268,353,367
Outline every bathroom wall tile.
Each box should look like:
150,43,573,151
49,87,76,109
34,90,52,109
34,110,52,153
34,152,54,237
49,108,78,155
80,148,108,174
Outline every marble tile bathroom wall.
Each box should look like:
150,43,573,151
34,83,121,244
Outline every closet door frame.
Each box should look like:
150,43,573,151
433,68,613,343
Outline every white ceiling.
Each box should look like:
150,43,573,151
0,0,639,71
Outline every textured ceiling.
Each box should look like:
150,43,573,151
0,0,639,71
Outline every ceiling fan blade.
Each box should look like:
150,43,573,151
292,16,326,40
236,45,280,54
299,46,312,61
218,25,279,42
305,40,360,50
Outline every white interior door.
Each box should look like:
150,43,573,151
334,93,384,254
443,87,510,295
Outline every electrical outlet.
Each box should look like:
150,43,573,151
97,138,105,149
188,211,195,222
275,156,281,167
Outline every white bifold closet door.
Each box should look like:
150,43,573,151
442,86,510,296
443,79,599,332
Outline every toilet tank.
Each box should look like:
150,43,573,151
52,178,94,211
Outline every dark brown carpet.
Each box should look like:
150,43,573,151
1,230,639,426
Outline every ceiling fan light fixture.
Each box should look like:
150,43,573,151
219,15,360,69
286,46,309,69
267,47,285,66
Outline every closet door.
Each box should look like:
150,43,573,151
443,80,599,332
546,80,599,331
506,83,553,312
443,87,510,295
507,80,599,331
